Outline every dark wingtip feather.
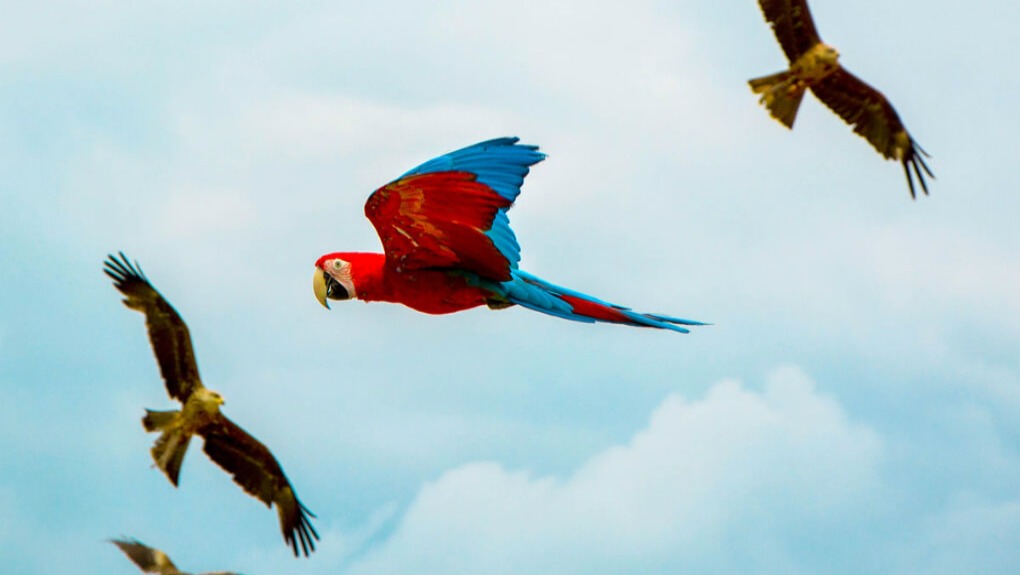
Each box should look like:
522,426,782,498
903,141,934,199
287,501,320,557
903,163,918,200
103,252,149,289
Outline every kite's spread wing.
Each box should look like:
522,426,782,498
811,68,934,197
757,0,823,61
105,253,203,402
200,415,319,557
110,538,180,574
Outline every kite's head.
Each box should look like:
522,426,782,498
817,42,840,66
194,388,225,413
313,252,361,309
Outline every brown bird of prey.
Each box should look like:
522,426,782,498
105,253,319,557
110,537,239,575
749,0,934,198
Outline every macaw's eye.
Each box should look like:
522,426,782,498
332,260,344,270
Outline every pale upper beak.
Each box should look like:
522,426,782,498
313,268,330,309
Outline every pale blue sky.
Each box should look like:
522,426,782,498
2,1,1019,573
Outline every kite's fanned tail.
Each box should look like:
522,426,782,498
749,71,805,128
142,409,177,432
143,409,190,487
503,271,706,333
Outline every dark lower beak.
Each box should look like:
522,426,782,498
313,269,350,309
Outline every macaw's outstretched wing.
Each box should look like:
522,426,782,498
810,68,934,198
365,137,545,283
109,537,180,574
104,253,203,402
758,0,823,61
199,415,318,557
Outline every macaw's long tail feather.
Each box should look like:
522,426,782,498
504,271,706,333
143,409,190,487
749,70,805,129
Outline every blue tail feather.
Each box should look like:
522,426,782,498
394,138,703,334
500,270,704,333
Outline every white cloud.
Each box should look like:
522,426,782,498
336,367,884,575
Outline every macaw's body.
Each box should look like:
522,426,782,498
322,252,501,314
314,137,703,333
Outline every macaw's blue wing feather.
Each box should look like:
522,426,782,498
400,137,545,203
368,137,544,281
501,270,706,333
486,210,522,269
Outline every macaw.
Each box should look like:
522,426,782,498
313,137,704,333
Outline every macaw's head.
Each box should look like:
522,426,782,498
313,252,364,309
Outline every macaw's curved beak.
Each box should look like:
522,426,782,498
313,268,351,309
313,268,331,309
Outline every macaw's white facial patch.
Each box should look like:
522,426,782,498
326,259,357,300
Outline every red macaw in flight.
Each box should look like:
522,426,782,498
313,137,704,333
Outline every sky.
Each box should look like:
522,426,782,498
1,0,1019,573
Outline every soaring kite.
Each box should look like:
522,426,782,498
749,0,934,198
110,537,238,575
105,253,319,557
313,137,704,332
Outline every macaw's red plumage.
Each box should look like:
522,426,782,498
314,137,704,333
